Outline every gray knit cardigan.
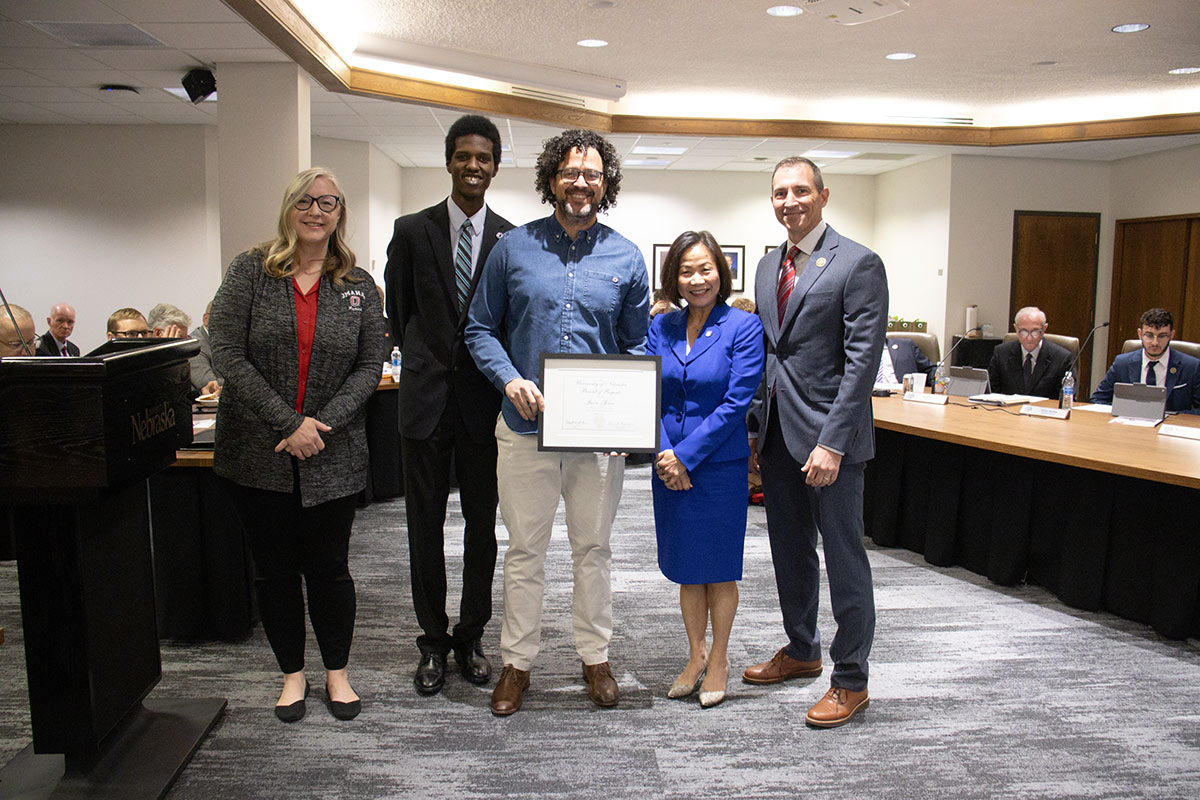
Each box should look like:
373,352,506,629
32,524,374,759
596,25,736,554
211,249,387,507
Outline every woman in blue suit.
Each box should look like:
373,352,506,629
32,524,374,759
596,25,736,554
649,230,765,708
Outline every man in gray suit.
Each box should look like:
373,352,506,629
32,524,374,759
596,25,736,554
744,157,888,728
189,302,221,396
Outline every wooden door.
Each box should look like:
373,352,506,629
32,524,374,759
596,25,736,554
1108,218,1192,365
1011,211,1100,392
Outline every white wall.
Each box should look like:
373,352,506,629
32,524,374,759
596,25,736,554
946,154,1112,381
1109,142,1200,221
875,156,952,344
367,144,403,281
312,136,371,278
0,124,221,353
398,166,877,303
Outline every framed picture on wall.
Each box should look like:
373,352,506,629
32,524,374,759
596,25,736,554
764,244,775,257
721,245,745,293
652,244,672,289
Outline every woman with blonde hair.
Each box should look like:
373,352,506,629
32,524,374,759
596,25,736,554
212,167,386,722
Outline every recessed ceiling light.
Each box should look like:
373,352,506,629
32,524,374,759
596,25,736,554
632,145,687,155
886,52,916,61
1111,23,1149,33
767,5,803,17
624,158,671,167
577,39,608,48
588,0,615,7
803,149,859,159
1033,60,1058,67
1168,66,1200,75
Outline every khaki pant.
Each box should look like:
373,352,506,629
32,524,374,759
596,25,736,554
495,416,625,671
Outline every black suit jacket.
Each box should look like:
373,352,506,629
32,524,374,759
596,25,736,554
987,338,1074,399
384,200,513,442
885,338,936,382
35,333,79,357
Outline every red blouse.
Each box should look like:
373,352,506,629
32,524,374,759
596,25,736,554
292,277,320,413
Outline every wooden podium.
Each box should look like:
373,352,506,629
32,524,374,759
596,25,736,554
0,339,226,799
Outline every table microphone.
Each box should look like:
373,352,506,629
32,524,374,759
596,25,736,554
936,326,983,368
1065,321,1110,378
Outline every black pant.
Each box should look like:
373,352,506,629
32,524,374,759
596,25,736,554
402,402,498,654
229,469,358,674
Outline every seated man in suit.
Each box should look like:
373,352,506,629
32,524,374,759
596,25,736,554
1,303,36,357
189,301,221,397
876,337,935,385
35,303,79,356
987,306,1074,399
1091,307,1200,413
106,307,151,340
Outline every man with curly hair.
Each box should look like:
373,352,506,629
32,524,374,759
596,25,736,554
466,128,650,716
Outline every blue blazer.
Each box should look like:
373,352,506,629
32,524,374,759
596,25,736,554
886,338,936,382
1091,348,1200,413
648,303,764,470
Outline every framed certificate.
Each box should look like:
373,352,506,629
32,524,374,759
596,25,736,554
538,353,661,453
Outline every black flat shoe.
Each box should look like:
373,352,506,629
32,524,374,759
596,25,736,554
454,640,492,685
326,684,361,721
274,680,310,723
414,650,447,695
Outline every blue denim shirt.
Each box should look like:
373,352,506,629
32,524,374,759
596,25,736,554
465,214,650,434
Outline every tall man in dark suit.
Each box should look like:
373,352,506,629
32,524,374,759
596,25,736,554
1091,307,1200,413
987,306,1074,399
384,115,514,695
35,303,79,356
745,157,887,728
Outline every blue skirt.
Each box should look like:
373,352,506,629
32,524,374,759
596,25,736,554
651,456,748,584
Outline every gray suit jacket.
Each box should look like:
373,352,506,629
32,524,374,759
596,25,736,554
188,324,220,391
749,225,888,466
211,250,388,507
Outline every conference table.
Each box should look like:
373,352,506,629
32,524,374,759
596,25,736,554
150,379,401,641
863,394,1200,640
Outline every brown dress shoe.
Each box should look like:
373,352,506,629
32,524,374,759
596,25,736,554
742,649,823,685
805,686,869,728
490,665,530,717
582,661,619,707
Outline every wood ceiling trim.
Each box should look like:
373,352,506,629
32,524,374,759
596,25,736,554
231,0,1200,147
348,68,612,131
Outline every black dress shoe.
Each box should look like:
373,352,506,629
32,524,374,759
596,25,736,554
414,650,447,695
454,640,492,685
274,680,311,723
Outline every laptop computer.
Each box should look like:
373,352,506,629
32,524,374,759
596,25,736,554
1111,382,1167,422
946,366,990,397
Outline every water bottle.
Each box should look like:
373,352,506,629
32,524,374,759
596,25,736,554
933,362,949,394
1060,370,1074,410
390,346,402,381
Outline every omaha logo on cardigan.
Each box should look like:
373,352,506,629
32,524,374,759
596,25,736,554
341,288,365,310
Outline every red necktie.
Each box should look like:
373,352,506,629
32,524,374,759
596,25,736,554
60,345,68,357
776,245,799,325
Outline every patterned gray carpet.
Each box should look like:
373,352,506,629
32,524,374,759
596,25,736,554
3,463,1200,798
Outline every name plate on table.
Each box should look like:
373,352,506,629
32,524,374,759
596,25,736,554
904,391,948,405
538,353,661,453
1019,405,1070,420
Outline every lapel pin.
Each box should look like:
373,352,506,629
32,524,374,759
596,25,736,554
816,257,827,268
1170,366,1177,374
705,330,712,337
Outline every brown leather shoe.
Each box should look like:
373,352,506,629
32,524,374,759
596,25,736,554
742,649,823,685
489,665,530,717
805,686,869,728
582,661,619,707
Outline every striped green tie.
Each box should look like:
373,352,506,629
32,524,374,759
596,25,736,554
455,219,474,312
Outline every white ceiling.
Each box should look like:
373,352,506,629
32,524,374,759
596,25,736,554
1,0,1198,175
